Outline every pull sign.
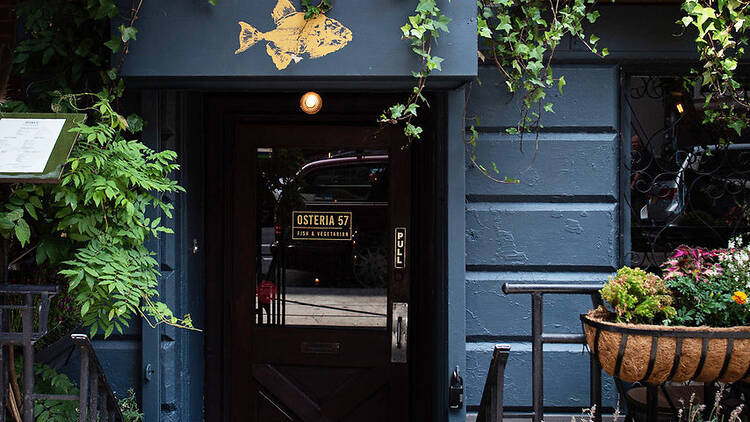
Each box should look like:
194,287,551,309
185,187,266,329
394,227,406,269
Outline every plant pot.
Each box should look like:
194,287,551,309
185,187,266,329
581,308,750,384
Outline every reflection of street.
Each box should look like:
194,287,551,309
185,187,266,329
284,287,386,327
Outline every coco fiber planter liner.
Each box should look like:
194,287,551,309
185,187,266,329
581,308,750,384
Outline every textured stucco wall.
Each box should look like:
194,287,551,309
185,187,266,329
464,65,621,410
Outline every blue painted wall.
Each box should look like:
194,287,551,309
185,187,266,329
463,65,621,410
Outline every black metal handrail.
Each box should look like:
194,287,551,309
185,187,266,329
476,344,511,422
502,283,604,422
71,334,125,422
0,284,124,422
0,284,59,422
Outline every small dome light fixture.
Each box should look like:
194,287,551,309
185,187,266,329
300,91,322,115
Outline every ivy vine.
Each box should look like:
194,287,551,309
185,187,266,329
679,0,750,139
379,0,451,140
379,0,606,182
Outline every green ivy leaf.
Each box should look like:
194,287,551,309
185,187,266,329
14,219,30,246
119,25,138,42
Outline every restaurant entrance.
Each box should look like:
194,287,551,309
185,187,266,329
204,93,450,422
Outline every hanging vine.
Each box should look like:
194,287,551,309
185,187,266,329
379,0,451,140
475,0,607,147
679,0,750,139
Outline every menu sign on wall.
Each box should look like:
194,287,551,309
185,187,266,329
292,211,353,240
0,118,66,173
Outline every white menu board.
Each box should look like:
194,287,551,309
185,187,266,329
0,118,66,173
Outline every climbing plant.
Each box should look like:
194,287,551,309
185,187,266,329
679,0,750,139
378,0,451,140
377,0,606,182
0,0,200,338
477,0,607,138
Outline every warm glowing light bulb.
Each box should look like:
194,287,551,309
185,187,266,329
676,103,685,114
300,92,322,114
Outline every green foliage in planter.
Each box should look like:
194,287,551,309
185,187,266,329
600,267,676,324
662,239,750,327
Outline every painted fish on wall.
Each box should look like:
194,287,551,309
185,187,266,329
234,0,353,70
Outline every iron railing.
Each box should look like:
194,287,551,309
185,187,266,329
0,284,124,422
502,283,604,422
0,284,59,422
72,334,125,422
476,344,511,422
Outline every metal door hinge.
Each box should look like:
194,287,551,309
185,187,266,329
391,302,408,363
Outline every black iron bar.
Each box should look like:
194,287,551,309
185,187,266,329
503,284,602,295
22,296,32,422
531,292,543,422
0,285,59,294
541,333,586,343
32,394,80,401
99,387,106,422
491,345,510,422
704,382,717,420
71,335,125,422
590,355,602,422
0,345,5,422
646,385,658,422
79,345,89,422
89,368,99,421
477,344,511,422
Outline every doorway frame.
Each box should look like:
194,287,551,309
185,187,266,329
202,92,458,422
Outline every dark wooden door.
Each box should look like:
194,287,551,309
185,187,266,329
229,124,411,422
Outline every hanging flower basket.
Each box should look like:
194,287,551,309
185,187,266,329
581,308,750,384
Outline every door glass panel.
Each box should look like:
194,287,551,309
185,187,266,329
256,148,389,328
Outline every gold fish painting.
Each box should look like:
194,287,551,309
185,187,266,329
234,0,353,70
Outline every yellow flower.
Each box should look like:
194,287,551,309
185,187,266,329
732,291,748,305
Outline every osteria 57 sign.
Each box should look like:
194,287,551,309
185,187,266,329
292,211,352,241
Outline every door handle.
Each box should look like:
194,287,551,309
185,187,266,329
391,302,408,363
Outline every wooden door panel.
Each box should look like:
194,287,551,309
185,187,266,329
257,390,296,421
253,327,388,366
254,365,392,422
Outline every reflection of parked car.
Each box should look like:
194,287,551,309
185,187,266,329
270,155,390,287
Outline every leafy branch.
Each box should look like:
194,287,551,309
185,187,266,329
379,0,451,141
679,0,750,139
1,0,207,338
301,0,332,19
477,0,607,146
